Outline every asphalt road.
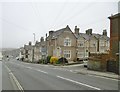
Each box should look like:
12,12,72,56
2,59,119,90
0,61,2,91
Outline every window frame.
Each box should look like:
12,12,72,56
63,50,71,59
64,37,71,46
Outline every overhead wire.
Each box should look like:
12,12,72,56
56,2,96,28
51,1,82,28
0,17,34,32
79,17,108,28
30,2,47,32
50,0,68,29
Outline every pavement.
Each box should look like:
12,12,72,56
53,63,119,80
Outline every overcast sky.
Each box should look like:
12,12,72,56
0,0,119,48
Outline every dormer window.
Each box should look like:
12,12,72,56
64,37,71,46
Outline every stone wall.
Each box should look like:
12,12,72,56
88,53,109,71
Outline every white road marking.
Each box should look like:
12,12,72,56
26,67,32,69
35,69,48,74
57,75,101,90
9,72,24,91
8,62,48,74
4,65,24,91
4,65,11,72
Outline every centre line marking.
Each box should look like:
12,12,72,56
36,69,48,74
26,67,32,69
57,75,101,90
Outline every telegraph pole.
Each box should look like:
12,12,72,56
32,33,36,63
46,33,47,63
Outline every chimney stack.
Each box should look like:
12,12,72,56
102,29,107,36
86,29,92,35
40,37,44,42
74,26,79,35
29,41,32,45
49,31,54,36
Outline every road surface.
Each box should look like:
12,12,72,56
2,59,119,91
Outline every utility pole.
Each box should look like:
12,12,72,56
32,33,36,63
46,33,47,63
33,33,36,44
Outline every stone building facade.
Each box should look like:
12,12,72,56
46,25,77,62
34,37,46,62
74,26,109,61
20,25,110,63
23,42,33,62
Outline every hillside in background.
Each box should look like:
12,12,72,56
1,48,20,58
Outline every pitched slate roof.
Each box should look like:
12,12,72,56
76,33,109,41
24,45,33,50
52,27,66,38
47,25,76,40
35,41,46,47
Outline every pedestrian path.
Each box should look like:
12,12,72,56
74,69,119,80
53,65,119,80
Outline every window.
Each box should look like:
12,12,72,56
77,40,84,47
90,41,96,47
25,50,28,54
80,43,83,47
100,40,104,46
77,52,84,58
93,43,96,47
64,38,71,46
25,55,28,58
64,50,71,59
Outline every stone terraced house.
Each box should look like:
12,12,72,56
23,42,33,62
34,37,46,62
20,25,110,63
75,27,109,61
46,25,77,62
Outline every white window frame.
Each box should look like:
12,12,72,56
100,40,105,46
77,40,84,47
64,50,71,59
77,51,84,58
64,37,71,46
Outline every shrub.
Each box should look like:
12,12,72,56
38,59,44,64
50,57,58,64
58,57,68,64
46,56,51,63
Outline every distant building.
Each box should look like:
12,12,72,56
0,52,2,60
19,47,24,60
34,37,46,62
23,41,33,62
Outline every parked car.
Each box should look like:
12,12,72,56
16,57,19,60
